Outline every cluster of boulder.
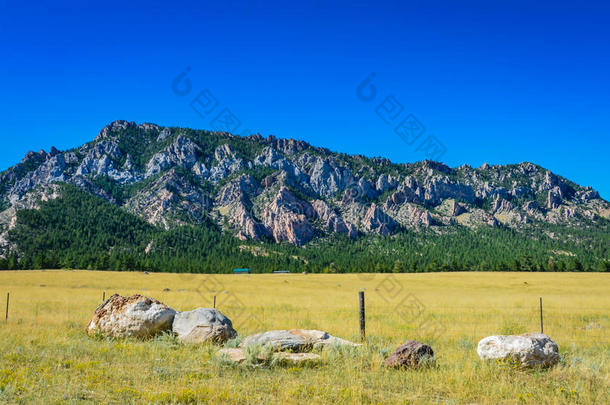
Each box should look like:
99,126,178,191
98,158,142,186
85,294,360,365
86,294,237,343
86,294,560,369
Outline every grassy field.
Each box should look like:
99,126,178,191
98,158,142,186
0,270,608,404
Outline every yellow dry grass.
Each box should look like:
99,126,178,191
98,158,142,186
0,270,608,404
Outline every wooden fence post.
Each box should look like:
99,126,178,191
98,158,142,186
539,297,544,334
213,295,216,309
103,291,106,302
5,292,9,322
359,290,365,341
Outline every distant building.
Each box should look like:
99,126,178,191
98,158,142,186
233,268,249,274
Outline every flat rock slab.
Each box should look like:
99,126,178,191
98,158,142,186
477,333,560,368
86,294,176,339
274,352,321,364
218,348,247,363
172,308,237,344
239,329,359,352
217,348,321,364
385,340,434,368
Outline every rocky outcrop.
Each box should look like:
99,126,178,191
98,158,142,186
309,157,354,198
422,177,476,205
362,203,397,235
208,144,249,183
477,333,560,368
157,127,172,142
352,177,377,201
215,175,270,240
254,147,307,184
437,199,467,217
376,174,399,193
95,120,135,141
264,135,310,155
384,201,432,229
511,186,534,199
172,308,237,343
145,135,201,177
230,201,270,241
384,178,425,206
454,208,499,229
76,140,140,184
86,294,176,339
547,187,563,209
0,120,607,249
191,161,209,178
491,197,513,214
125,170,211,229
576,187,600,202
261,187,314,245
523,201,544,220
0,184,63,255
214,144,233,161
541,171,563,192
8,153,67,203
216,175,262,206
311,199,357,238
385,340,434,368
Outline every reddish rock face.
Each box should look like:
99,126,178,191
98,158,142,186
311,199,357,238
362,203,397,235
385,340,434,368
261,187,315,246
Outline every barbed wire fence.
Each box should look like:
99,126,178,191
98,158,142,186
1,273,608,348
164,271,609,345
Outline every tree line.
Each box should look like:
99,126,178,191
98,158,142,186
1,186,608,273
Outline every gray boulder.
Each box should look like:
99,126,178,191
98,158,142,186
240,329,359,352
172,308,237,343
477,333,560,368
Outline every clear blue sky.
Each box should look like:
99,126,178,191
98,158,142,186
1,0,609,198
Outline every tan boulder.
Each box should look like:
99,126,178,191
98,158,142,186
86,294,176,339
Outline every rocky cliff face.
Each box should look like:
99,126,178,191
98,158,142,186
0,120,608,250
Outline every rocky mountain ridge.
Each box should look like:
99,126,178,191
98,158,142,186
0,120,608,252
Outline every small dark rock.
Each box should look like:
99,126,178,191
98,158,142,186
385,340,434,368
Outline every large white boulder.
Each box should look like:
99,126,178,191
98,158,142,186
172,308,237,343
477,333,560,368
239,329,359,352
86,294,176,339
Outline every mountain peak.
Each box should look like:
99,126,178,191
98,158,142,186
0,120,607,255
